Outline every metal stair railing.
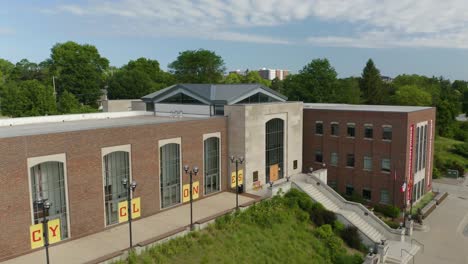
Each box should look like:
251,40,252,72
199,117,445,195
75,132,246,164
411,238,424,253
401,249,415,264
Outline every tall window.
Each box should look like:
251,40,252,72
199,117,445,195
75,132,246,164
266,118,284,183
346,185,354,196
315,121,323,135
31,161,68,239
363,156,372,171
364,125,373,139
346,153,355,167
363,189,372,200
331,123,339,136
381,158,391,172
330,152,338,166
204,137,220,195
382,126,392,140
347,123,355,137
104,151,130,225
160,143,181,208
380,190,390,204
315,150,323,163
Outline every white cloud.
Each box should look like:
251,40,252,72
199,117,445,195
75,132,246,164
49,0,468,48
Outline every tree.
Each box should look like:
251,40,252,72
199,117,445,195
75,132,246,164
437,100,457,136
168,49,225,83
243,71,271,87
108,58,175,99
0,80,56,117
360,59,384,104
463,89,468,115
283,58,338,103
391,85,432,106
57,91,81,114
335,77,361,104
223,72,242,84
0,58,14,83
50,41,109,106
271,77,284,94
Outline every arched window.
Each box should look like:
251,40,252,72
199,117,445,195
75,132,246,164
103,151,130,225
265,118,284,183
31,161,68,239
204,137,220,194
160,143,181,208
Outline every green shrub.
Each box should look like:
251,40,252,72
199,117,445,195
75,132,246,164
334,253,364,264
345,193,366,204
340,226,362,250
333,220,345,234
374,204,401,219
453,142,468,158
383,219,400,229
309,204,337,227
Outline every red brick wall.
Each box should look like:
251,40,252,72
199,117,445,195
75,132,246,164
303,108,435,209
0,117,227,260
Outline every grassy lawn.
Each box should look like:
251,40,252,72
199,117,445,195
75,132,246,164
434,137,468,177
410,192,435,215
118,191,364,264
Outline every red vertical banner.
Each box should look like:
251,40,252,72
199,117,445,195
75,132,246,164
407,124,415,205
427,120,433,187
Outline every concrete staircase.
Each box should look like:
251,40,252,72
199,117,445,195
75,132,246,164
291,173,420,264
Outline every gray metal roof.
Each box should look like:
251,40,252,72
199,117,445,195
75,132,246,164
304,103,433,113
141,83,287,104
0,115,213,139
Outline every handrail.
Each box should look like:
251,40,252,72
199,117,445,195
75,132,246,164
411,238,424,253
302,173,401,237
401,249,415,264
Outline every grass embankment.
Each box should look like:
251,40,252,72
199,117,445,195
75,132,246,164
434,137,468,178
410,192,435,215
119,190,364,264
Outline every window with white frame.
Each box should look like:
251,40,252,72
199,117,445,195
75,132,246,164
103,151,130,225
315,121,323,135
160,143,181,208
380,190,390,204
381,158,391,172
382,125,392,140
347,123,355,137
330,152,338,166
364,124,373,139
363,156,372,171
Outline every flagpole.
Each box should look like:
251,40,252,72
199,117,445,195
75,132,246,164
393,170,396,207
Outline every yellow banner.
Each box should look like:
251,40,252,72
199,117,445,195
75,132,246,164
30,223,44,249
119,198,142,223
270,164,279,182
131,197,141,219
183,181,200,203
118,200,128,223
231,169,244,188
47,218,61,244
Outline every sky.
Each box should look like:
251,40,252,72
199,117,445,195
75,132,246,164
1,0,468,80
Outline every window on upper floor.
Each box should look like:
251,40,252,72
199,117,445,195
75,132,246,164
347,123,355,137
363,156,372,171
383,126,392,141
381,158,391,173
315,121,323,135
346,153,355,167
363,189,372,200
331,123,339,136
315,150,323,163
364,125,373,139
330,152,338,166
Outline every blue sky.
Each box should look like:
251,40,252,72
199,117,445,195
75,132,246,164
1,0,468,80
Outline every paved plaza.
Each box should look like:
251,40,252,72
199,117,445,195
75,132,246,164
412,177,468,264
2,192,254,264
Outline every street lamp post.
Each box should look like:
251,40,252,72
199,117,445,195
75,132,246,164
230,156,244,210
122,178,137,250
184,165,199,230
36,199,51,264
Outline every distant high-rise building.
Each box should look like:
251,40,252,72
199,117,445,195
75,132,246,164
258,68,289,81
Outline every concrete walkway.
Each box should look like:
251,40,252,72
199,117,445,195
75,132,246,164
2,192,255,264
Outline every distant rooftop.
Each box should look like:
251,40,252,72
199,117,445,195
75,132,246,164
304,103,433,113
0,112,212,139
141,83,287,104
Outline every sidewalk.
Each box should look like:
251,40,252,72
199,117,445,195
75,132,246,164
3,192,255,264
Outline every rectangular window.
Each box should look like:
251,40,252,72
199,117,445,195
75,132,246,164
346,153,355,167
160,143,181,208
363,156,372,171
315,150,323,163
214,105,224,116
380,190,390,204
381,158,391,173
330,152,338,166
346,185,354,196
329,181,337,190
363,189,372,200
104,151,130,225
383,126,392,140
293,160,298,170
364,125,373,139
315,121,323,135
347,123,355,137
253,171,259,182
331,123,339,136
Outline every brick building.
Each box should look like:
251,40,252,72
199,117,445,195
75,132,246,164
303,104,436,209
0,86,435,261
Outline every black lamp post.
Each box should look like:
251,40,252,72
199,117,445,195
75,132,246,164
184,165,199,230
230,156,244,210
36,199,51,264
122,178,137,250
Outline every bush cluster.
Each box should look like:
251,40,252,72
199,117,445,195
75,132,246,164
373,204,401,219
